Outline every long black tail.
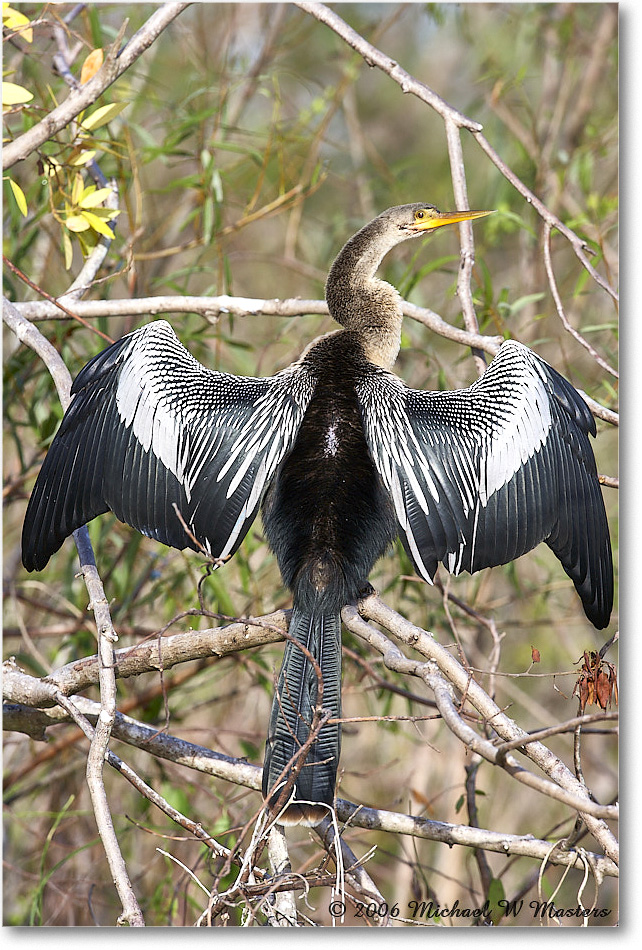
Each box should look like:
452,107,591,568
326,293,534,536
262,604,342,825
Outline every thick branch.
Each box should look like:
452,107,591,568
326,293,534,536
9,295,617,426
3,298,72,407
341,602,617,829
333,801,617,880
7,294,503,354
3,695,617,880
11,294,327,323
2,611,288,708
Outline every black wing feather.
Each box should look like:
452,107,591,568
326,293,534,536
22,321,314,572
358,340,612,628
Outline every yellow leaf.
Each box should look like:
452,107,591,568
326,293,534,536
3,5,33,43
7,177,27,216
79,187,114,208
65,214,91,233
80,48,104,84
81,210,115,239
69,150,97,167
62,229,74,270
71,173,84,206
2,81,34,106
80,101,127,131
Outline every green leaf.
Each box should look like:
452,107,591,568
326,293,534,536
507,291,546,315
203,194,214,244
486,878,506,926
211,811,231,835
160,782,191,815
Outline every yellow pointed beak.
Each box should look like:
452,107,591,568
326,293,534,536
410,208,495,232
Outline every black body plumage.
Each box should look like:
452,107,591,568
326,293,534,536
21,203,613,824
260,334,397,817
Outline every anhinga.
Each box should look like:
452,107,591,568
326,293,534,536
22,204,613,825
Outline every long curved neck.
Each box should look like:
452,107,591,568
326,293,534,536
325,217,405,370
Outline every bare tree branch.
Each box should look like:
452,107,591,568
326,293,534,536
344,595,618,865
49,688,144,925
2,610,288,708
294,2,483,132
472,128,618,304
443,116,487,376
7,292,503,352
2,691,617,881
542,224,618,378
3,298,73,407
2,4,191,170
296,1,618,309
5,295,617,426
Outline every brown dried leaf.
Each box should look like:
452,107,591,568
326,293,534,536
80,49,104,85
573,650,618,713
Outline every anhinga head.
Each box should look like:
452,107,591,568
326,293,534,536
325,203,493,369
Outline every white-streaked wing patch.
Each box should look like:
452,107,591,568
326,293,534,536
358,340,569,583
112,321,314,557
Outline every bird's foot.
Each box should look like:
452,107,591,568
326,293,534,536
358,582,376,600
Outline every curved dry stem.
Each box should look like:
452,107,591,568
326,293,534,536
296,0,619,366
344,595,618,866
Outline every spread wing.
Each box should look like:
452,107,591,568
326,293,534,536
22,320,315,571
357,340,613,628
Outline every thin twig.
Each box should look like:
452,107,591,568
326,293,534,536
295,2,483,132
3,257,114,343
542,224,618,378
443,116,487,376
472,129,618,304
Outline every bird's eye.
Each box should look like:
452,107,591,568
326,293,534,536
415,210,425,220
